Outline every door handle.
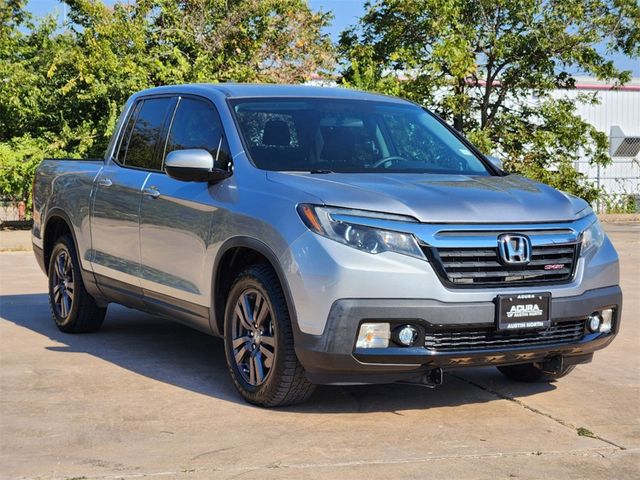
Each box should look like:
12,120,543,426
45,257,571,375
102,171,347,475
142,187,160,199
97,177,112,187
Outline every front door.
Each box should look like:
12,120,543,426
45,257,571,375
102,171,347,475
139,96,231,328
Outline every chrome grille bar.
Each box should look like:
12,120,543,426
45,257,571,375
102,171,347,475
429,243,579,287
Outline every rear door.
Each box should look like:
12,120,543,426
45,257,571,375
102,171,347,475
91,96,175,300
139,95,231,326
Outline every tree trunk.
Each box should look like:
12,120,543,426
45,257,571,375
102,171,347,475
453,114,464,133
453,79,465,133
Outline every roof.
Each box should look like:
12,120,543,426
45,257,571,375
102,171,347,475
135,83,409,103
571,76,640,92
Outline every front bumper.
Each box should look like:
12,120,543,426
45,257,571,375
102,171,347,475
294,285,622,385
281,227,620,337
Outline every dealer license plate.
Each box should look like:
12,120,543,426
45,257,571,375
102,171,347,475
496,293,551,330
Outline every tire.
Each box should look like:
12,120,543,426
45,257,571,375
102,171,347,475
497,363,575,382
223,264,315,407
48,234,107,333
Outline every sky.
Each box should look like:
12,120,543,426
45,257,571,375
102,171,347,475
26,0,640,76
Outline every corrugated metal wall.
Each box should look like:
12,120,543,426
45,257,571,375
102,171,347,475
553,86,640,210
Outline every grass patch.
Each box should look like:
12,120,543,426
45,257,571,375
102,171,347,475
577,426,596,438
0,246,31,252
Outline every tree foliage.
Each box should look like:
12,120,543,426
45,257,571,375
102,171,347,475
1,0,638,211
0,0,334,207
340,0,640,202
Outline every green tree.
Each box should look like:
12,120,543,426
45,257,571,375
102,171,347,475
0,0,334,213
2,0,334,156
339,0,640,202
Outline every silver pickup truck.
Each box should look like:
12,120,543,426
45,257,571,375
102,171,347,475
32,84,622,407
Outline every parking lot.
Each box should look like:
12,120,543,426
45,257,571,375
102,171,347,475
0,223,638,480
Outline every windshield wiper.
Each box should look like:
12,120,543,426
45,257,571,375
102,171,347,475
309,169,333,174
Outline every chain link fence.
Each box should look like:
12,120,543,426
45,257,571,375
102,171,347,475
574,158,640,213
1,196,22,222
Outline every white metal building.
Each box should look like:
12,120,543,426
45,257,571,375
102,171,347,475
552,77,640,210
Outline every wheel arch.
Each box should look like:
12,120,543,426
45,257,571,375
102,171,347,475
42,209,76,271
211,237,299,338
42,208,105,304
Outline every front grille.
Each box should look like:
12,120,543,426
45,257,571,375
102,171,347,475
424,319,585,352
429,243,578,287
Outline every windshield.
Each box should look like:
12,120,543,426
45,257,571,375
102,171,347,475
231,98,492,175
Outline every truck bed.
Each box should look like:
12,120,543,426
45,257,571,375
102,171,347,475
32,158,105,272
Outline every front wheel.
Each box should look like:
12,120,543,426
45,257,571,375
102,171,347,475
48,234,106,333
497,363,575,382
223,264,315,407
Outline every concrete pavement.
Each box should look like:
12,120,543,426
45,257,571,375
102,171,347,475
0,229,30,252
0,224,638,479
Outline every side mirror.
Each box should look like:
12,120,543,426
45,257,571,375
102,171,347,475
164,149,231,183
486,155,503,170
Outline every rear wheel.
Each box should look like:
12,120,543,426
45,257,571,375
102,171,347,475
223,264,315,407
48,234,106,333
497,363,575,382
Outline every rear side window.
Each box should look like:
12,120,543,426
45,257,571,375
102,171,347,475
165,97,231,169
118,97,174,171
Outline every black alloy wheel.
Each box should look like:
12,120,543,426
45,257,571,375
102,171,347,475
223,264,315,407
230,288,277,386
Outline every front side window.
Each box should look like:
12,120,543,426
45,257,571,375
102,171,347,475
119,97,174,171
232,98,492,175
164,97,231,169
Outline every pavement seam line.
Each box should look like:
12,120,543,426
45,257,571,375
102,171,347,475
448,372,627,450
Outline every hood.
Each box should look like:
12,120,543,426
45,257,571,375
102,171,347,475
266,172,589,223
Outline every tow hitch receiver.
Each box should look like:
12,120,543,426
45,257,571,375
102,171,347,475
538,355,564,375
400,367,444,389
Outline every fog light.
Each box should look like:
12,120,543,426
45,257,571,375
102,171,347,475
588,313,602,333
600,308,614,333
356,323,390,348
394,325,419,346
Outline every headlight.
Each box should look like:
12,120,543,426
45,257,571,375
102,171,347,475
581,218,605,256
297,204,426,260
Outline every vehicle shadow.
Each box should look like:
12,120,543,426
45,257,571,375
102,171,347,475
0,293,555,413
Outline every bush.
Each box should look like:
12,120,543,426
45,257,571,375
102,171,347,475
603,193,638,214
0,135,51,218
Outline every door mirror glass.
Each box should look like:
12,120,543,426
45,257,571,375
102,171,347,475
486,155,503,170
164,149,231,182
